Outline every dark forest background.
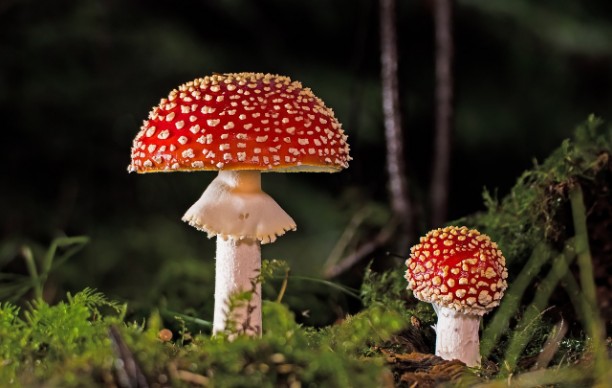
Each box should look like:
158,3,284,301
2,0,612,324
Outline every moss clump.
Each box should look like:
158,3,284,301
360,263,436,328
460,115,612,270
0,285,409,387
173,302,405,387
0,288,123,386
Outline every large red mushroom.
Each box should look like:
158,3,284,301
405,226,508,367
129,72,350,336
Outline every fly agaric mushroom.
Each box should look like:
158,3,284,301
128,72,350,336
405,226,508,367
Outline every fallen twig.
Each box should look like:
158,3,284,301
324,218,398,279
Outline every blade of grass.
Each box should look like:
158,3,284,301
473,364,590,388
0,273,29,281
0,281,32,301
276,269,290,303
568,184,607,383
531,319,568,370
501,242,575,374
40,236,90,290
569,185,599,318
481,242,552,359
21,246,41,300
44,236,90,273
560,271,588,329
0,241,21,267
278,275,361,300
160,309,213,329
324,206,373,271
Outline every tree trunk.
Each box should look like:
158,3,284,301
380,0,414,249
430,0,454,227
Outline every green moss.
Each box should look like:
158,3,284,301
0,286,408,387
0,288,123,386
360,263,436,327
460,114,612,269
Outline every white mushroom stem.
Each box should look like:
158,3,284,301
182,170,296,337
214,237,261,336
433,305,482,367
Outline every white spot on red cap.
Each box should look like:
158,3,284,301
201,106,216,114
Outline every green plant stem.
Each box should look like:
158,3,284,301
21,246,42,300
473,364,590,388
568,184,607,383
502,242,575,374
279,275,361,300
569,185,598,317
481,242,552,359
560,272,588,329
276,269,290,303
41,236,91,301
161,309,213,329
42,236,90,285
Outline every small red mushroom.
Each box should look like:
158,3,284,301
129,72,350,336
405,226,508,367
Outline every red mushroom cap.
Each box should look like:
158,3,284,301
128,72,350,173
405,226,508,315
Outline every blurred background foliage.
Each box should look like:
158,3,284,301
1,0,612,326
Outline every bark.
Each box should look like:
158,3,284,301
430,0,454,226
380,0,414,247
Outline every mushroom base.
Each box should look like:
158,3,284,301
433,305,482,367
213,236,262,337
